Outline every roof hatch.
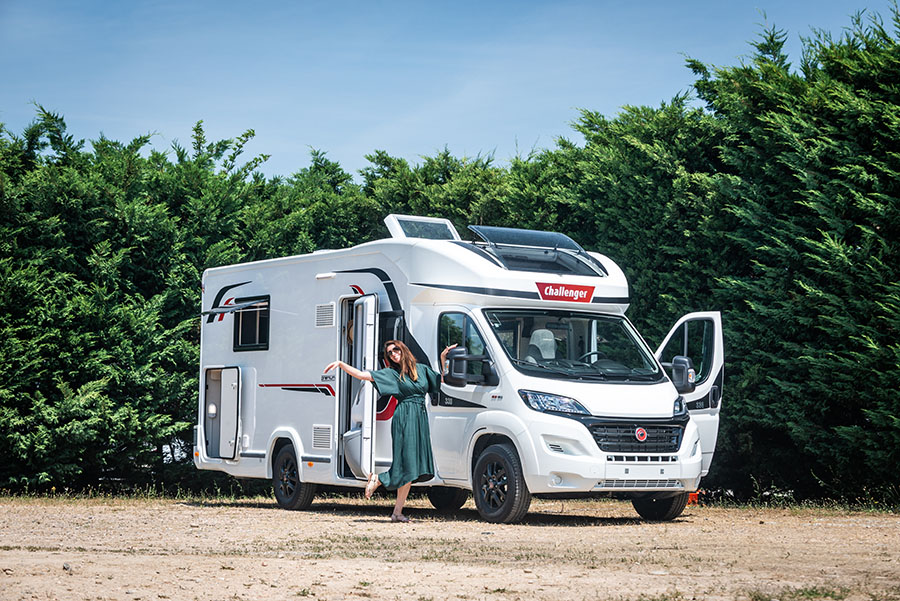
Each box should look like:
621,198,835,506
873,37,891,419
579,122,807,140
384,214,461,241
467,225,608,277
468,225,583,250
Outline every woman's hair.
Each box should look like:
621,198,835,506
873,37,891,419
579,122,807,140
384,339,418,381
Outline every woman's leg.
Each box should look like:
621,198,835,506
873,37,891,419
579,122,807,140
392,482,411,517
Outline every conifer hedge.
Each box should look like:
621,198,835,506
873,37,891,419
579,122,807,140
1,10,897,499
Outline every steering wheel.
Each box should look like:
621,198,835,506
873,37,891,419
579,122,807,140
577,350,607,362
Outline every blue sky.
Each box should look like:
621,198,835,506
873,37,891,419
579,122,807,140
1,1,895,180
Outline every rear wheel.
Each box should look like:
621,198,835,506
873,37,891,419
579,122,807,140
472,443,531,523
631,492,689,521
272,445,316,510
427,486,469,513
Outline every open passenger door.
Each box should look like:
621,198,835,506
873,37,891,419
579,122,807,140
655,312,724,476
351,294,379,478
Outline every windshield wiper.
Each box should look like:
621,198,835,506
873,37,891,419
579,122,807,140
597,372,661,382
571,372,608,381
509,359,611,381
508,358,574,376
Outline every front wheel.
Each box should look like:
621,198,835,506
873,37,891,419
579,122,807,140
472,443,531,523
272,445,316,510
631,492,689,521
427,486,469,513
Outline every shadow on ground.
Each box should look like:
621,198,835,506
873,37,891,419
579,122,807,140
188,497,656,527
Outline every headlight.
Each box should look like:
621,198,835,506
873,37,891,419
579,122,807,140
519,390,590,415
673,396,688,417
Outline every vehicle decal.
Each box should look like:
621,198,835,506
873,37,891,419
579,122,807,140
536,282,595,303
337,268,430,365
205,281,251,323
437,391,486,409
349,284,365,295
376,395,398,420
259,383,335,396
336,268,400,310
411,282,629,304
413,282,539,300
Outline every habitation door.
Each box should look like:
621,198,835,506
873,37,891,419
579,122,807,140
655,312,724,476
352,294,379,478
203,367,241,460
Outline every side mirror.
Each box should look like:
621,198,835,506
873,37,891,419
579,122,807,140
444,347,468,387
671,355,696,394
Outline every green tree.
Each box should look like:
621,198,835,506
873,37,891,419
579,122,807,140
689,13,900,496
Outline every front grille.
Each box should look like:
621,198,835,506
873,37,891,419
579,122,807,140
596,479,683,489
589,423,684,453
606,455,678,463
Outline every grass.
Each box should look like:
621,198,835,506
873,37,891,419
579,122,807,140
746,586,849,601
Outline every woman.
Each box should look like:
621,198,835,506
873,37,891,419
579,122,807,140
324,340,456,522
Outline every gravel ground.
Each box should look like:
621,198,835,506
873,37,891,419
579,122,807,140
1,495,898,601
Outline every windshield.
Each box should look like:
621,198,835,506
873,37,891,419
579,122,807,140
483,309,663,382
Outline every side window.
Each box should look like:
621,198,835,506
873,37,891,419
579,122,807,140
596,320,653,371
233,296,270,352
438,312,490,377
659,319,714,384
438,313,465,349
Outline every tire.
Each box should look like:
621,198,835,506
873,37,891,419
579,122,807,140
427,486,469,513
631,492,689,521
472,443,531,523
272,445,316,510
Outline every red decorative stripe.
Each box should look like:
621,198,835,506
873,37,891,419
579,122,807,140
376,396,398,421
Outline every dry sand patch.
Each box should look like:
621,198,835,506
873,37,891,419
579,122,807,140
1,496,897,600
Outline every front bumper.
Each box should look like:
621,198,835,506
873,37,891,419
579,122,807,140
520,411,703,494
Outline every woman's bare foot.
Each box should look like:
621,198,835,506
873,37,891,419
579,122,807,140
390,513,410,523
365,473,380,499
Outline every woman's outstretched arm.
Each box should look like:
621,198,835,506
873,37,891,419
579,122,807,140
323,360,374,381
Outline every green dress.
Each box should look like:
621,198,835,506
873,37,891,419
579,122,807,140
370,363,440,490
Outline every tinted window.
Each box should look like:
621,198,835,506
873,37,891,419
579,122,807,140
233,296,270,352
659,319,715,384
439,312,490,377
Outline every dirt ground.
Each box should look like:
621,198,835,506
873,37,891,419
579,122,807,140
0,494,897,601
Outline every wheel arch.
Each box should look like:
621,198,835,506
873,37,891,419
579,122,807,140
467,411,538,487
266,429,304,479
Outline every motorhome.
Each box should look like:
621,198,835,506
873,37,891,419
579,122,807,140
194,214,723,523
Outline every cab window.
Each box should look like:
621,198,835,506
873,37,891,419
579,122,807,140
438,312,490,377
659,319,715,384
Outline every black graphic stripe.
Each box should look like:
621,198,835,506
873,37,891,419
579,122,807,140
412,282,540,300
412,282,629,304
206,281,251,323
336,268,401,310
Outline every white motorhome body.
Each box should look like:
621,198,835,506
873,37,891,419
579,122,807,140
194,215,724,523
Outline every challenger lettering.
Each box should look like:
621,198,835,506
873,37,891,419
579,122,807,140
535,282,595,303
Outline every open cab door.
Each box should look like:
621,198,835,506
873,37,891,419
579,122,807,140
655,312,724,476
352,294,379,478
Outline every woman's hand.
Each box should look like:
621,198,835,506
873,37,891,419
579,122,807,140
324,360,373,382
440,344,458,373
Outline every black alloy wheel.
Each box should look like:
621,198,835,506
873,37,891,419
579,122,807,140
272,444,316,510
472,443,531,523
